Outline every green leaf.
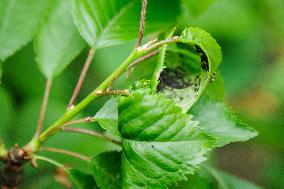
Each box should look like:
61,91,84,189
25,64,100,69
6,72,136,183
189,69,257,147
89,151,122,189
0,0,47,61
118,92,212,188
202,71,225,101
0,87,13,145
191,98,258,147
205,167,262,189
72,0,180,49
34,0,86,79
69,169,98,189
95,97,119,136
175,166,262,189
154,27,222,112
174,171,211,189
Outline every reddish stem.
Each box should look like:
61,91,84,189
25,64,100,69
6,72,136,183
68,48,95,109
63,128,121,146
34,80,52,139
41,147,90,161
136,0,148,48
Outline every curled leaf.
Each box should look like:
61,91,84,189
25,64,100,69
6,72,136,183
152,27,222,112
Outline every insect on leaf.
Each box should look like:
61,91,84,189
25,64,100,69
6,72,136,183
152,27,222,112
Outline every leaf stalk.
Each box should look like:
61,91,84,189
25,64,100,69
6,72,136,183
34,79,52,139
63,127,121,146
40,147,90,161
68,48,96,109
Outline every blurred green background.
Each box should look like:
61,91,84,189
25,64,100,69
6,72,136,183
0,0,283,188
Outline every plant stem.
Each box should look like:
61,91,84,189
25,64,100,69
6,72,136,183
41,147,90,161
35,155,67,170
34,79,52,139
136,0,148,47
96,89,130,96
28,38,180,151
128,49,159,71
63,127,121,146
58,117,96,128
68,48,96,109
139,37,179,53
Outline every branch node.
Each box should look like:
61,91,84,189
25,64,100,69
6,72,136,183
67,105,75,112
95,90,103,95
85,116,94,122
172,36,179,41
140,38,158,50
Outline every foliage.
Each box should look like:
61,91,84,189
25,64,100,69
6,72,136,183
34,0,86,79
0,0,47,61
1,0,278,188
72,0,180,49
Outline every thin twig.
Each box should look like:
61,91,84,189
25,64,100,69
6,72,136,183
59,117,96,128
63,128,121,146
127,50,159,75
41,147,90,161
136,0,148,47
35,155,67,170
139,36,179,53
34,80,52,139
68,48,96,110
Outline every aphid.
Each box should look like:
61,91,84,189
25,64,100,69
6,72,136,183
210,72,217,83
196,45,209,71
194,76,201,91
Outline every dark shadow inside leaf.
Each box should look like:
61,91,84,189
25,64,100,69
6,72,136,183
156,43,206,112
